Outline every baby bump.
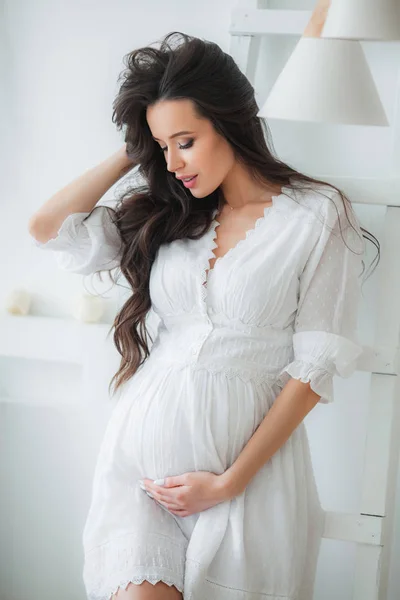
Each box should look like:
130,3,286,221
114,361,276,481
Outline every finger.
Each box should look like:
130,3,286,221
157,499,182,511
146,493,180,513
144,479,177,493
146,484,181,503
169,509,190,517
144,486,172,501
157,492,182,504
153,491,183,508
164,475,187,488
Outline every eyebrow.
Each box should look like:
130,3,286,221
152,130,195,141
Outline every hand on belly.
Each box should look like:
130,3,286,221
138,470,232,517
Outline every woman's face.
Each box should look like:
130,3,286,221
146,98,236,198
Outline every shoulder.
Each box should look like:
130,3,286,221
281,182,338,217
282,182,357,227
278,182,365,254
289,183,364,252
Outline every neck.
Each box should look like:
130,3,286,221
220,165,282,210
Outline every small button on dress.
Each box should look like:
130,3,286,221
31,185,365,600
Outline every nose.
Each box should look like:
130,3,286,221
166,149,185,173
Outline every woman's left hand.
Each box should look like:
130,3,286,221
140,471,233,517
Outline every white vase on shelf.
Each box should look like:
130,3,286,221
4,289,32,316
71,293,106,323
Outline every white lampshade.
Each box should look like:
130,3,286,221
322,0,400,41
257,37,389,126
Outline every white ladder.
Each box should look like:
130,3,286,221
228,2,400,599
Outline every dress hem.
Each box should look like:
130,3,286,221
85,567,184,600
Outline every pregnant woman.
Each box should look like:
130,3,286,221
29,31,377,600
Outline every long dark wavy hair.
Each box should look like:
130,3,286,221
85,31,379,398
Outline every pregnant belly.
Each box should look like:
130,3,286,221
114,360,276,481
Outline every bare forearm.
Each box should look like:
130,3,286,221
28,144,136,243
220,378,321,498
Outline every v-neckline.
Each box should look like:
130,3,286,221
201,188,286,293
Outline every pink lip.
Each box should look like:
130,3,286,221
182,175,198,188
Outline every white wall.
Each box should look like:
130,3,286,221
1,1,399,599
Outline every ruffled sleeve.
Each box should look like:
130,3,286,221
30,204,123,275
278,190,365,403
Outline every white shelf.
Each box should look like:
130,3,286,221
0,394,82,407
318,177,400,207
230,8,311,37
0,313,114,365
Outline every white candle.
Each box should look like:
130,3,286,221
5,289,32,315
71,293,106,323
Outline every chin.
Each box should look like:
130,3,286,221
192,185,220,199
189,188,204,197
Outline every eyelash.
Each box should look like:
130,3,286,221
160,139,194,153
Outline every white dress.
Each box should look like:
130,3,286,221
31,184,365,600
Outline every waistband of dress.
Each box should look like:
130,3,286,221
161,311,294,344
147,351,290,386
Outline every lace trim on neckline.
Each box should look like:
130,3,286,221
200,190,286,302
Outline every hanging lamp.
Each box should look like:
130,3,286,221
257,0,389,126
322,0,400,41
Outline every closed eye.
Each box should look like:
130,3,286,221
161,139,194,152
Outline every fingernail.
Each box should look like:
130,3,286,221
154,478,165,486
146,491,154,499
138,482,146,491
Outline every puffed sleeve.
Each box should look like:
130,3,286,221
277,191,365,403
30,204,123,275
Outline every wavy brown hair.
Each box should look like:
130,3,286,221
86,31,379,398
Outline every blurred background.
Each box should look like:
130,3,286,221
0,0,399,599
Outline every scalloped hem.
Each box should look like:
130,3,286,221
109,575,184,599
83,533,186,599
85,572,184,600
